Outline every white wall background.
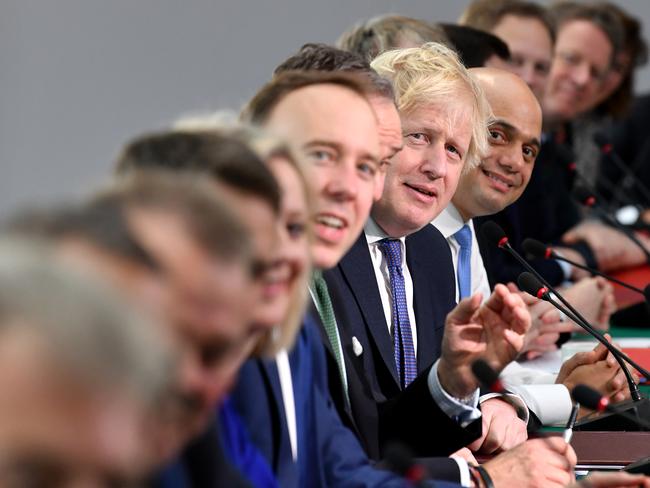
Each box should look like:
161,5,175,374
3,1,650,216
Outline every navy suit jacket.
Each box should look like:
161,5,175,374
322,224,482,479
231,315,461,488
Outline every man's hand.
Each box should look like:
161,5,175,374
572,472,650,487
438,284,531,398
482,437,576,488
507,282,575,358
556,336,632,409
553,246,592,281
562,221,647,272
467,398,527,454
561,278,616,331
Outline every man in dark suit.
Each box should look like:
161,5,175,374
232,62,541,485
324,45,578,488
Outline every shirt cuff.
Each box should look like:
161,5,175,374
505,384,573,426
449,456,471,487
479,392,530,425
428,359,481,427
554,251,573,281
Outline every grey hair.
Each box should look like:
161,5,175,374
0,238,175,408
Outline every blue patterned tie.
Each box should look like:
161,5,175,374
454,224,473,300
378,239,417,389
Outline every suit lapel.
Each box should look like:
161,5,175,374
338,234,399,385
406,228,440,373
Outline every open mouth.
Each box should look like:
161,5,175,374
405,183,436,198
315,214,346,229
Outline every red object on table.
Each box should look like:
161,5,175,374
611,265,650,308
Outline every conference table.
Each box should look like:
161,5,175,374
536,265,650,472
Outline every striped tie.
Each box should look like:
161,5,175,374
378,239,417,389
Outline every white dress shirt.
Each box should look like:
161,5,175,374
275,349,298,460
365,218,479,486
432,204,491,302
433,204,573,425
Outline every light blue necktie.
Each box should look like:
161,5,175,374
454,224,473,300
378,239,417,389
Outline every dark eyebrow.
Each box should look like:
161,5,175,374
490,119,541,150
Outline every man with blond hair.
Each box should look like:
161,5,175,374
325,44,576,488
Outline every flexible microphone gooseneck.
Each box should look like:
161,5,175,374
517,271,647,403
522,237,650,303
481,221,606,329
573,186,650,264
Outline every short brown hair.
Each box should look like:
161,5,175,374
96,170,252,267
241,70,376,125
460,0,555,43
115,130,281,213
273,43,394,102
549,2,624,59
337,15,449,62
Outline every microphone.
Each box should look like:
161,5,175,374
517,271,649,404
522,237,650,303
383,443,428,486
471,358,505,394
572,186,650,264
481,221,603,329
572,384,650,430
594,132,650,207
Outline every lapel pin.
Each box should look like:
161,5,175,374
352,336,363,357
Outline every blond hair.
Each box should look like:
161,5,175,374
371,42,491,169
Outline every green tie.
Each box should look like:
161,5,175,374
311,271,349,403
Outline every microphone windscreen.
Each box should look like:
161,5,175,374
481,221,507,246
573,185,596,207
572,384,607,411
383,443,418,478
593,131,609,148
471,359,500,389
522,238,549,259
517,271,544,298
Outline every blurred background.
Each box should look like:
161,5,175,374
3,0,650,216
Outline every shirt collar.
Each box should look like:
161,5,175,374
432,203,467,239
364,217,406,246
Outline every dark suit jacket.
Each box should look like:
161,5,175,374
597,94,650,206
231,316,460,487
151,421,252,488
322,224,482,480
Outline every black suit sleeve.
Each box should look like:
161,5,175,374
378,366,482,457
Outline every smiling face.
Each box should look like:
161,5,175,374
453,68,542,220
489,14,553,101
543,19,613,124
371,93,474,238
265,83,381,270
263,156,311,335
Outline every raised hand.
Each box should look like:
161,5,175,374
438,284,531,398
